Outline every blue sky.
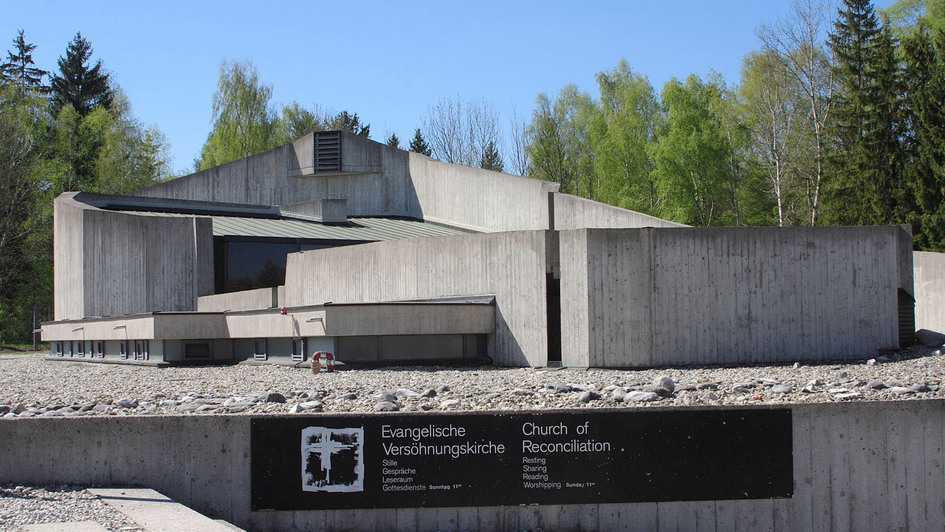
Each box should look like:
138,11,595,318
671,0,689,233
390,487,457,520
3,0,894,174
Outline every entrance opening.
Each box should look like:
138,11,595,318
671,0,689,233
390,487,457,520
546,273,561,366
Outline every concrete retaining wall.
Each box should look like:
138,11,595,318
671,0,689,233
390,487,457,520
561,226,911,367
1,400,943,531
915,251,945,334
283,231,553,367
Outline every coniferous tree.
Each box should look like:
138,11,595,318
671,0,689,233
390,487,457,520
50,32,112,117
903,27,945,249
827,0,883,224
480,140,504,171
409,128,431,155
386,132,400,149
328,111,370,137
1,30,48,92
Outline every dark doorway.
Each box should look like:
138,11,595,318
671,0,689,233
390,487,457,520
546,273,561,366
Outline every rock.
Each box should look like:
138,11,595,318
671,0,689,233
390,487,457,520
916,329,945,347
829,388,851,394
395,388,421,398
675,383,697,392
835,391,861,400
92,404,110,413
734,381,756,389
440,399,461,409
885,378,903,388
888,386,915,396
793,362,801,369
877,355,892,362
420,389,437,398
866,358,878,366
289,404,305,414
300,400,324,410
761,378,780,386
771,385,792,394
338,393,357,400
0,405,10,415
624,391,659,403
732,385,751,394
696,382,718,390
435,384,450,393
554,384,573,393
511,388,534,396
196,404,217,412
12,403,25,414
374,401,400,412
610,388,628,401
570,384,590,392
577,391,601,403
706,392,720,401
908,384,931,393
420,403,435,411
374,392,397,404
116,399,137,409
652,376,675,397
263,392,286,404
868,379,887,390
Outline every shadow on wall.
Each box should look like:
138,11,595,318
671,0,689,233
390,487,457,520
494,307,531,367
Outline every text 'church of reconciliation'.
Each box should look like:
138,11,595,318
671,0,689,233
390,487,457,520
41,131,922,368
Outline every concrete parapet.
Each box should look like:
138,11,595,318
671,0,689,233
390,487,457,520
2,400,944,531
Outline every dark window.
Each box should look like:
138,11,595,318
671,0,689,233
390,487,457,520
55,342,63,357
292,338,305,362
134,340,149,361
213,237,365,294
184,341,212,359
119,341,127,359
254,339,268,361
96,341,104,358
77,341,84,357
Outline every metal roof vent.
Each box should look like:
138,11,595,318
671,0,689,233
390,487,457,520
313,131,342,174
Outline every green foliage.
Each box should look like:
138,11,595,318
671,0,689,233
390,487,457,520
409,128,431,155
593,60,661,212
50,32,111,117
197,59,276,171
386,133,400,149
650,75,734,226
883,0,945,37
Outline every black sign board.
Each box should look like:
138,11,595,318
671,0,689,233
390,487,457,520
251,408,792,510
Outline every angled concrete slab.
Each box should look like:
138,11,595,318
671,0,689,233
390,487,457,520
87,488,243,532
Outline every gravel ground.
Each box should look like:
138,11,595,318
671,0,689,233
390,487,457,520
0,345,943,417
2,346,943,529
0,485,143,532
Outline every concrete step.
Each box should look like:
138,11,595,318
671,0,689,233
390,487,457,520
87,488,244,532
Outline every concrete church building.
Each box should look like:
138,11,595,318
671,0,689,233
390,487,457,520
42,131,916,368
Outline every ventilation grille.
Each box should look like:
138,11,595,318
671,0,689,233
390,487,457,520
899,288,916,347
314,131,342,173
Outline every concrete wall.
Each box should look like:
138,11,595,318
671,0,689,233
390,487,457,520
408,153,558,232
54,194,214,321
133,133,421,218
284,231,553,366
552,193,687,230
198,288,280,312
2,400,944,531
561,227,910,367
915,251,945,333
